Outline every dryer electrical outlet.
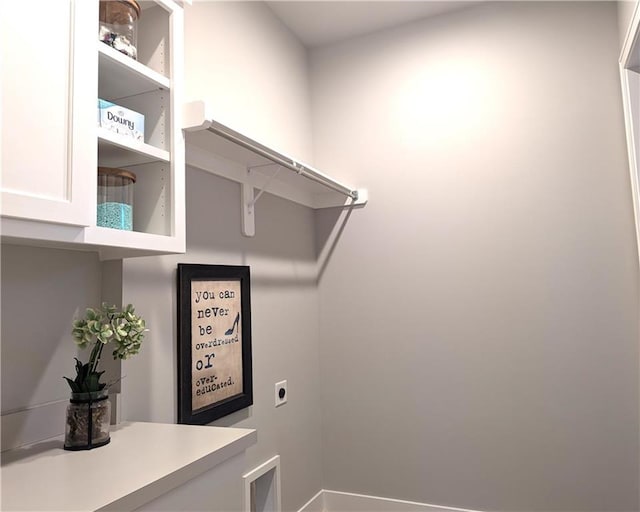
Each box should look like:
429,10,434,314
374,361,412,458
275,380,287,407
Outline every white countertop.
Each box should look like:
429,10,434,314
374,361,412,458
1,421,257,511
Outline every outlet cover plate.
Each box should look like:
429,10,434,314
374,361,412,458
275,380,287,407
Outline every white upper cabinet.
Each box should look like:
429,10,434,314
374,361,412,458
1,0,96,226
1,0,185,259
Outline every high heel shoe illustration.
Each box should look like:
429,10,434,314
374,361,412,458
225,312,240,336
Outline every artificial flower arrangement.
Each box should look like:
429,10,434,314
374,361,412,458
63,303,146,450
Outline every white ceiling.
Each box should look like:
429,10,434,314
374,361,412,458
266,1,477,48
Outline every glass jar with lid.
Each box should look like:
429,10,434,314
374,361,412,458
97,167,136,231
99,0,141,60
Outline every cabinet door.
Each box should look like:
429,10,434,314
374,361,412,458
1,0,97,226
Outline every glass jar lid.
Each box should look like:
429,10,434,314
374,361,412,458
98,167,137,183
104,0,141,19
124,0,141,18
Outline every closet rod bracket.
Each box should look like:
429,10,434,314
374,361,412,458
242,165,284,237
247,165,283,208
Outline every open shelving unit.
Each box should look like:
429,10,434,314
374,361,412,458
89,0,185,257
183,101,367,237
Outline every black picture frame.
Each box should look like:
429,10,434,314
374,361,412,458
177,264,253,424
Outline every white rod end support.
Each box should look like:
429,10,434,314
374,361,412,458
353,189,368,207
183,100,212,132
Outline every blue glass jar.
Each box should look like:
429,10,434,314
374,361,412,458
97,167,136,231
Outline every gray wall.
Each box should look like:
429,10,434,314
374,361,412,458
115,4,323,510
183,0,314,163
120,167,324,512
1,246,102,413
311,2,639,511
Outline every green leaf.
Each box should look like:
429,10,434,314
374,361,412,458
63,377,80,393
86,372,103,392
75,362,91,386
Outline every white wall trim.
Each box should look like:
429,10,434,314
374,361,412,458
619,67,640,253
619,1,640,263
620,0,640,67
298,490,484,512
297,490,324,512
243,455,282,512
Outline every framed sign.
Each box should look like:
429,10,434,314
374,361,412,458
177,264,253,424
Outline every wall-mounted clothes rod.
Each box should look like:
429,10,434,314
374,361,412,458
183,100,367,237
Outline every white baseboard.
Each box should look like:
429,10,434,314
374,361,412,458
298,490,483,512
298,490,325,512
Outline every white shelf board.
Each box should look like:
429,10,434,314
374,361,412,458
98,127,170,167
183,101,367,211
83,226,185,255
98,42,170,100
1,218,185,260
185,132,343,205
1,422,257,512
